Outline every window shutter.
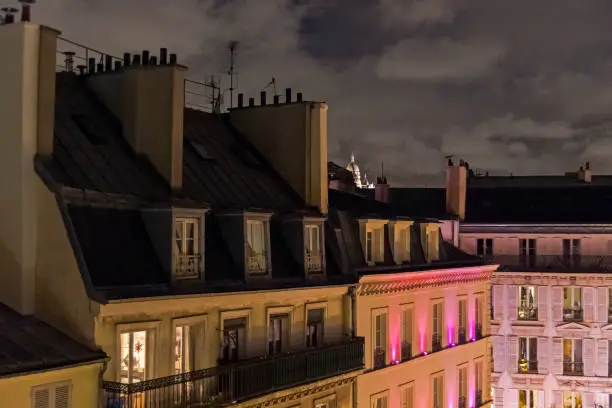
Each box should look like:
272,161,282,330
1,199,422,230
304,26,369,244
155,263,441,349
537,286,547,321
507,285,517,320
508,336,518,373
583,392,594,408
54,384,71,408
493,285,504,321
505,389,518,408
552,287,563,322
583,287,594,322
598,287,608,323
537,390,545,407
596,338,609,377
493,336,506,373
583,338,595,376
32,388,50,408
551,337,563,375
537,337,548,374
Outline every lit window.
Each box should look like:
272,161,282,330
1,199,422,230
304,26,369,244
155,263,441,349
458,366,468,408
246,219,268,274
563,287,583,322
398,227,410,262
518,337,538,373
401,308,413,361
174,217,201,279
563,339,583,376
305,224,322,273
518,286,537,320
432,302,443,351
366,227,385,264
519,390,538,408
373,311,387,369
268,314,289,354
562,391,582,408
119,331,147,383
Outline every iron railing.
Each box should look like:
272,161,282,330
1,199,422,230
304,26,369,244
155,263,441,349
174,254,201,279
458,395,467,408
486,255,612,273
563,361,584,376
103,338,364,407
305,253,323,273
246,254,267,274
475,390,483,406
518,359,538,374
55,37,220,113
458,327,467,344
401,341,412,361
563,308,584,322
517,306,538,321
432,333,442,352
373,347,386,369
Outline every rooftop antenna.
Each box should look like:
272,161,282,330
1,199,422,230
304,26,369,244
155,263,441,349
227,40,239,109
263,77,277,96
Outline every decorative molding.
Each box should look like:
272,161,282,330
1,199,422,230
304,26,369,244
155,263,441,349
493,273,612,286
241,375,357,408
357,269,491,296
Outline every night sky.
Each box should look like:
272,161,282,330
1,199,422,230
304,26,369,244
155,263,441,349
37,0,612,186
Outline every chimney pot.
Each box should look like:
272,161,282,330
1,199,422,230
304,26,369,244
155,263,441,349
19,0,33,22
142,50,150,66
132,54,141,66
586,161,591,170
96,62,104,73
149,56,157,65
237,93,244,108
285,88,292,103
260,91,267,106
159,48,168,65
123,52,131,67
296,92,303,102
88,58,96,74
273,95,280,105
248,97,255,107
169,53,177,64
114,60,122,71
104,55,113,72
77,65,86,76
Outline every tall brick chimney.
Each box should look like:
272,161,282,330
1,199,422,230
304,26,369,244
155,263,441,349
445,159,467,220
87,49,186,190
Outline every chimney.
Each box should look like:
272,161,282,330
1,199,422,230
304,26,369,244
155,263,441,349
88,49,187,189
228,92,329,213
260,90,266,105
374,176,390,203
19,0,34,22
584,161,592,183
445,160,467,220
0,21,60,314
237,93,244,107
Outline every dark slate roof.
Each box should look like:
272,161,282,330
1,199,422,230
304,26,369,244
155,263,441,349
387,188,447,219
0,303,106,377
327,189,484,275
464,185,612,223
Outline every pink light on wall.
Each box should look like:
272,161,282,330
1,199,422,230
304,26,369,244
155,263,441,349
418,315,427,353
447,326,455,346
468,295,475,340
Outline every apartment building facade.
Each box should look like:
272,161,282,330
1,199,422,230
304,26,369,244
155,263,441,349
0,19,364,408
327,188,495,408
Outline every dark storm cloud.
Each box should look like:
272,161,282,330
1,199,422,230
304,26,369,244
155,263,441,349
36,0,612,186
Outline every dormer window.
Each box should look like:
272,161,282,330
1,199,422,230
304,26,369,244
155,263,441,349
174,216,202,279
421,224,440,262
305,224,323,273
246,218,269,275
391,221,413,264
359,220,387,265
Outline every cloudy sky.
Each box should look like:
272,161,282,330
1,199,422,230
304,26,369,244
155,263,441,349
37,0,612,186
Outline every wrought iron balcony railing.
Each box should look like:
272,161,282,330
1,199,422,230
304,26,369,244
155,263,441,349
247,254,267,274
432,333,442,352
174,254,202,279
458,327,467,344
373,347,386,369
103,338,364,407
458,395,467,408
475,390,483,406
518,359,538,374
563,361,584,376
517,306,538,321
563,308,583,322
401,341,412,361
475,324,483,340
485,255,612,273
305,253,322,273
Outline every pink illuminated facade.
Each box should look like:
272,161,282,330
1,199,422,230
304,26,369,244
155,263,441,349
354,264,495,408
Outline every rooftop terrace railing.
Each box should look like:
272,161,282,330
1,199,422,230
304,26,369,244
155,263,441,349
54,36,220,113
485,255,612,273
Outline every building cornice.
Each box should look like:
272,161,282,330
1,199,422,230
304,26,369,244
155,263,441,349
460,223,612,234
493,272,612,286
357,266,494,296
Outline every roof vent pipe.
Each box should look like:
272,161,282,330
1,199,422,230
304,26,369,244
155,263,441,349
19,0,34,22
237,93,244,108
273,95,280,105
114,60,122,71
88,58,96,74
260,91,267,106
142,50,150,66
169,53,177,64
248,97,255,107
285,88,292,103
296,92,303,102
132,54,141,66
104,55,113,72
159,48,168,65
123,53,131,67
149,56,157,65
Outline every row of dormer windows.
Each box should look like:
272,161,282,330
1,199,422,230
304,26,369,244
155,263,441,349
173,215,323,280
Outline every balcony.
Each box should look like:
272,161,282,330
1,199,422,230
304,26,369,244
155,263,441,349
401,341,412,362
432,333,442,352
458,327,467,344
563,307,583,322
517,306,538,321
103,338,364,408
486,255,612,273
563,361,584,376
174,254,201,279
305,253,322,273
458,395,467,408
518,359,538,374
247,254,267,274
373,347,386,369
475,390,483,406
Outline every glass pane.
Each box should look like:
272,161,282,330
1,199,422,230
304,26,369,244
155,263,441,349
119,332,131,384
132,331,147,383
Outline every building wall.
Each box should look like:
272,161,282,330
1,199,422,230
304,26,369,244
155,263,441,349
355,270,492,407
0,363,105,408
491,272,612,408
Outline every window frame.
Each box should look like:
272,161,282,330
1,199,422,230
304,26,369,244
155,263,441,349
314,393,337,408
370,390,390,408
266,305,294,355
476,238,493,256
431,299,444,351
173,215,204,279
171,314,208,374
359,219,388,265
305,302,327,348
431,371,445,408
245,216,271,276
304,222,324,274
115,321,161,383
399,381,415,408
219,309,252,361
371,307,389,369
400,303,414,361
